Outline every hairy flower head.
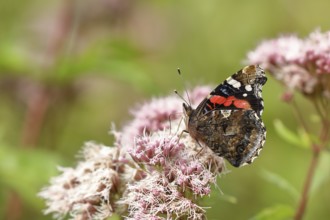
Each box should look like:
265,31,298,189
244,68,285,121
38,142,134,220
39,85,225,220
121,86,211,146
247,29,330,98
120,173,207,220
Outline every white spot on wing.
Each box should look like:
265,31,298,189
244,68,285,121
220,110,232,118
226,77,241,88
253,112,260,120
245,85,252,91
250,156,258,163
243,93,247,97
241,162,249,167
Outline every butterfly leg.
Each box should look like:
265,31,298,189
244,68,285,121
196,140,205,156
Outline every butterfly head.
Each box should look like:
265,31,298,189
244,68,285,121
183,103,194,128
239,65,267,86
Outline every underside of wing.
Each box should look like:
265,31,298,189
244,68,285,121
195,109,266,167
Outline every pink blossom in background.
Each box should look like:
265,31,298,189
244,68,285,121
248,30,330,220
39,86,224,220
121,86,211,146
186,85,213,105
248,35,304,68
303,30,330,74
121,96,182,145
247,29,330,97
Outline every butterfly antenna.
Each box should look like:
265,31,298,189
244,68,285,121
168,114,172,133
174,89,188,106
175,68,192,106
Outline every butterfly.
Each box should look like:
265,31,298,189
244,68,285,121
183,65,267,167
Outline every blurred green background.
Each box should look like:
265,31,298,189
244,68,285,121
1,0,330,219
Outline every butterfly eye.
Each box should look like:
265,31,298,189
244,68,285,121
236,144,245,154
258,76,267,85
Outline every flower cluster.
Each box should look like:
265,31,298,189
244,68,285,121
38,142,134,220
248,30,330,220
121,85,212,146
120,173,206,220
39,86,225,220
247,29,330,98
122,131,223,219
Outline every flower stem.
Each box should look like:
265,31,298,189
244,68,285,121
294,113,329,220
291,99,310,134
294,147,319,220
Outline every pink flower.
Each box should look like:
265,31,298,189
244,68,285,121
248,35,304,68
303,30,330,74
121,86,211,146
128,131,184,166
119,173,207,220
121,95,182,146
39,86,225,220
121,120,224,219
38,142,134,220
247,29,330,97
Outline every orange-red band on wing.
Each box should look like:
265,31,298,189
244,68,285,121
233,99,251,109
210,95,226,105
209,95,251,110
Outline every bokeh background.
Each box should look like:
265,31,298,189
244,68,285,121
1,0,330,219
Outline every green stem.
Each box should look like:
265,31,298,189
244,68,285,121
291,99,310,134
294,109,329,220
294,146,320,220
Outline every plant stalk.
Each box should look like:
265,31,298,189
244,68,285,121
294,147,320,220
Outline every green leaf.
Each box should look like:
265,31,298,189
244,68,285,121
220,193,238,204
273,119,310,149
261,170,299,201
0,40,32,73
53,38,156,93
0,144,63,209
250,204,294,220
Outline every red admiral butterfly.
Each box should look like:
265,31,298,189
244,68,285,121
183,65,267,167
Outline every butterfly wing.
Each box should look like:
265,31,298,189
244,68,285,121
198,65,267,117
191,109,266,167
184,65,267,167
